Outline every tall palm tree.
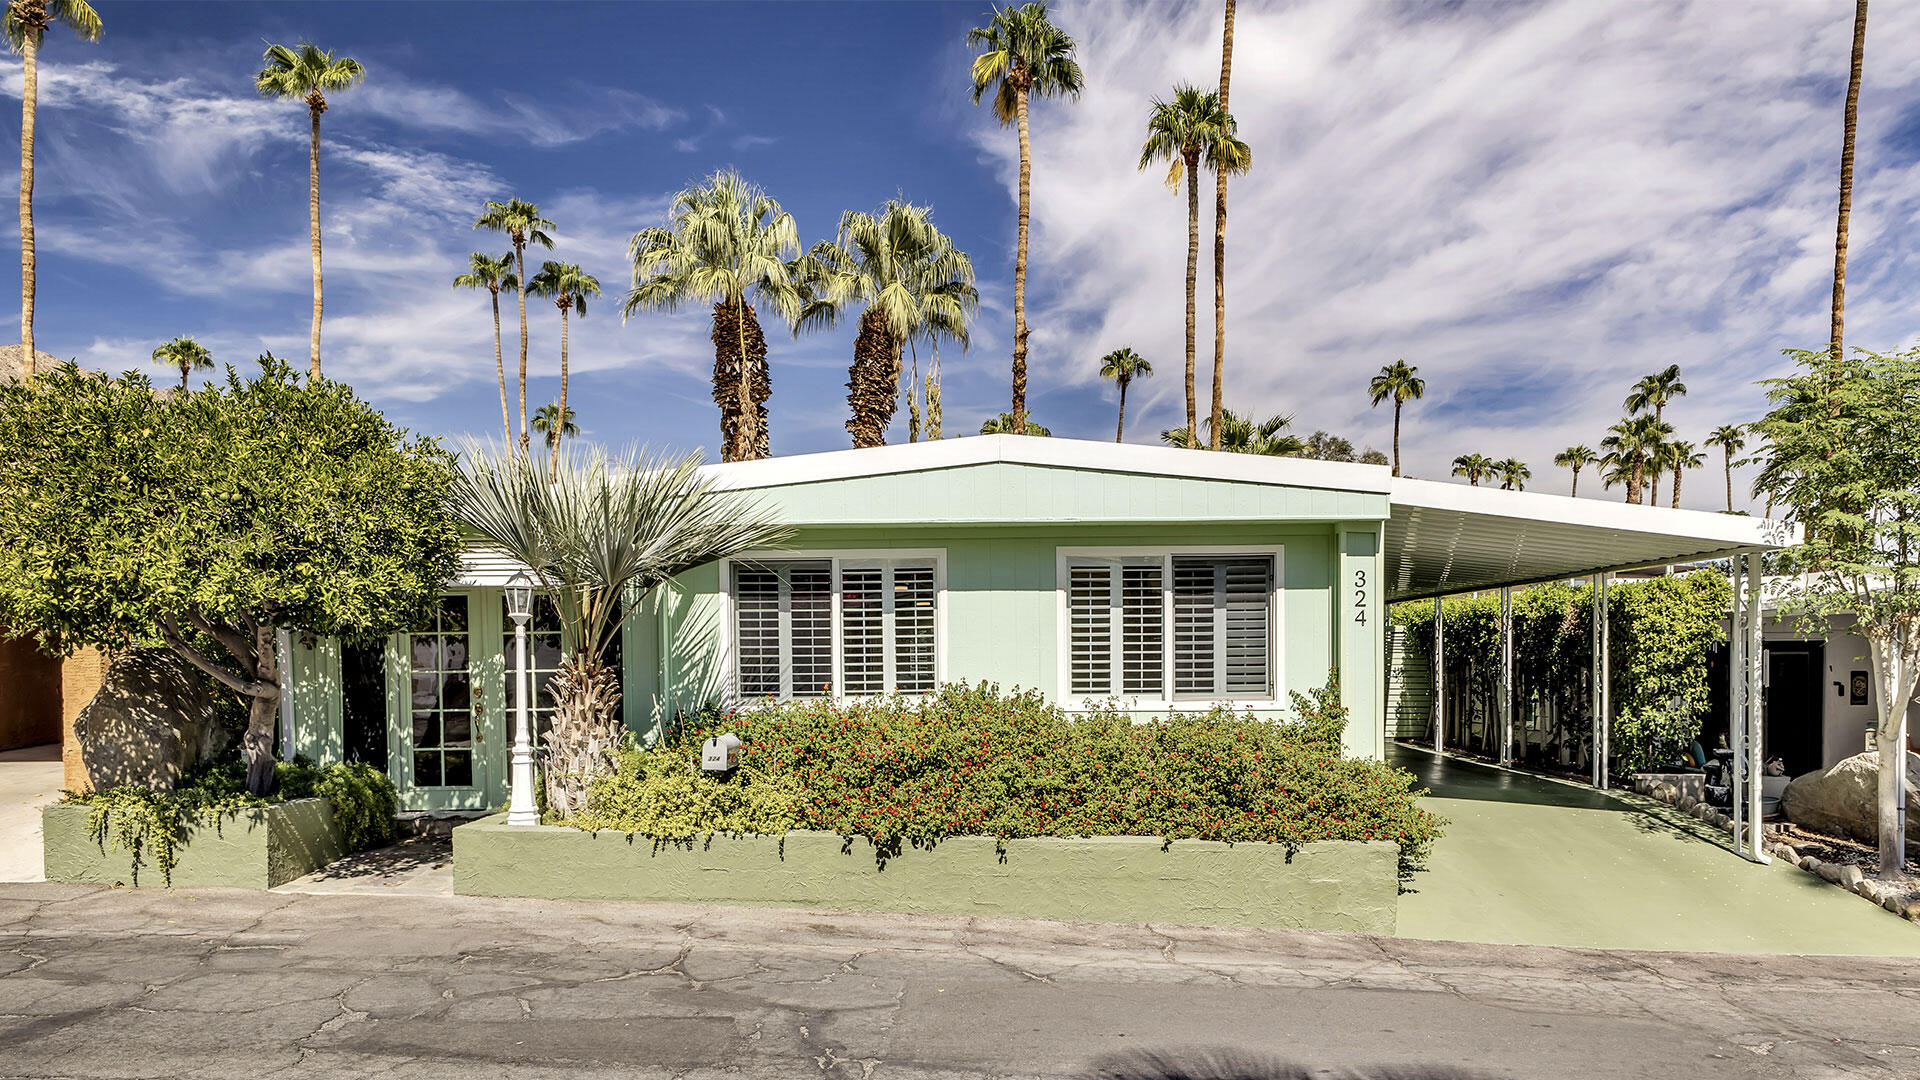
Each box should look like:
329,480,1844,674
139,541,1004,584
1209,0,1238,452
1496,458,1531,491
1450,453,1495,486
1098,347,1152,442
453,251,519,446
474,198,555,455
1705,424,1747,513
803,200,977,448
1553,445,1597,497
255,42,364,379
1139,85,1250,448
150,335,211,390
980,411,1050,436
531,401,578,452
1832,0,1869,371
1162,409,1302,456
5,0,97,375
1667,439,1705,509
1366,360,1425,476
1624,364,1688,423
1600,415,1671,505
968,2,1082,438
624,170,808,462
527,261,601,476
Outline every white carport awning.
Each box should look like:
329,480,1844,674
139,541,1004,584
1386,477,1798,602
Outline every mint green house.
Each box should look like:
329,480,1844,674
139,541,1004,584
276,435,1782,813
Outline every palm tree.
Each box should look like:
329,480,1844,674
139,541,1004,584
5,0,97,374
1667,439,1705,509
968,2,1082,438
1366,360,1425,476
255,42,365,379
980,411,1050,436
1624,364,1688,423
1098,347,1152,442
150,336,212,390
527,261,601,476
1832,0,1868,371
624,170,808,462
531,401,578,452
803,201,977,448
1209,0,1238,453
1553,445,1597,497
1450,453,1495,486
474,199,555,455
1139,85,1250,448
1162,409,1302,456
453,251,519,446
1496,458,1531,491
1599,415,1671,505
1705,424,1747,513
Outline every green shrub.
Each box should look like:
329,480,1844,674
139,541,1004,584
604,675,1443,873
571,744,802,841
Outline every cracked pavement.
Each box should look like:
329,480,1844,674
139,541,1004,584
1,883,1917,1078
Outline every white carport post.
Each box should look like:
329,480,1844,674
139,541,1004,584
1743,555,1769,863
1730,556,1748,856
1433,596,1445,754
1728,554,1770,864
1590,573,1609,789
1499,586,1514,767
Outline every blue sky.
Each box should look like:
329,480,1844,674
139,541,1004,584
7,1,1920,509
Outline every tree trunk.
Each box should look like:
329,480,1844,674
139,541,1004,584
241,623,280,796
926,347,942,440
1832,0,1869,370
1649,466,1660,507
307,104,324,378
846,308,898,448
541,654,623,819
1671,465,1682,509
1115,375,1128,442
711,300,770,462
18,32,36,373
1628,458,1643,505
1183,149,1200,448
492,289,510,446
1391,401,1402,476
1011,80,1032,436
1210,0,1236,452
515,244,530,455
1570,465,1580,498
1724,452,1734,513
1865,632,1915,880
553,300,570,479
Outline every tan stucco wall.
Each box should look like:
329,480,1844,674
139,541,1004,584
58,648,109,793
0,636,60,752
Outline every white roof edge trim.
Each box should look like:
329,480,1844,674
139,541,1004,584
1389,476,1801,548
696,433,1395,495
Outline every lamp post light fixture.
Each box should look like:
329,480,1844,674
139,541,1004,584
504,571,539,826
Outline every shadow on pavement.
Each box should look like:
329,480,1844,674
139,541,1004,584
1087,1050,1494,1079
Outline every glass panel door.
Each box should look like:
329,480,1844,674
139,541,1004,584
390,591,506,811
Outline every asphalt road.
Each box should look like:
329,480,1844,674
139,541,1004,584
1,883,1915,1079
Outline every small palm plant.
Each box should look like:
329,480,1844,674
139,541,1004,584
1366,360,1424,476
453,251,519,446
450,443,791,817
255,41,365,378
531,402,578,452
980,411,1050,436
150,336,212,390
1098,347,1152,442
1705,424,1746,512
1162,409,1302,456
474,198,556,454
1553,445,1597,497
1496,457,1531,491
1450,453,1495,486
527,261,601,476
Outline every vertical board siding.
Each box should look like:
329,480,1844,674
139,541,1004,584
1385,623,1432,741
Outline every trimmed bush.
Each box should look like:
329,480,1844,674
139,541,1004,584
571,745,803,841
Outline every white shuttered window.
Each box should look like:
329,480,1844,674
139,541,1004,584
731,557,940,700
1065,552,1274,703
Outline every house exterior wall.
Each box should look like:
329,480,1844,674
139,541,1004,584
1762,611,1920,769
0,635,60,752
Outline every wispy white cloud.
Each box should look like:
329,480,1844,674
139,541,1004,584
356,80,683,147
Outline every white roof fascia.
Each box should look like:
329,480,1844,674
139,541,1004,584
1389,475,1800,550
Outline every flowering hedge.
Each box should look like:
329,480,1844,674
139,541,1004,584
577,675,1443,873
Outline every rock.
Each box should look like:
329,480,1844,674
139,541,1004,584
1814,861,1846,884
1855,879,1881,900
1906,899,1920,922
1651,782,1678,802
1884,893,1907,914
1799,855,1821,871
1781,751,1920,851
74,648,233,791
1838,864,1867,890
1678,796,1698,813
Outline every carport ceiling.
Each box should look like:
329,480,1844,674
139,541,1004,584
1386,477,1796,603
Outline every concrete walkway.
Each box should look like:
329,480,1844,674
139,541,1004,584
1393,744,1920,955
0,744,62,883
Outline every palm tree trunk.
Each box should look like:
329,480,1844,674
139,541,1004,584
515,244,530,455
1011,80,1032,435
1209,0,1236,452
1629,459,1643,505
1183,150,1200,449
1832,0,1868,369
736,294,756,460
18,31,36,374
1115,376,1128,442
491,290,510,446
553,301,570,480
846,309,896,449
307,104,323,378
1724,452,1734,513
1649,469,1659,507
1391,400,1402,476
179,362,188,390
1570,466,1580,499
1672,465,1682,509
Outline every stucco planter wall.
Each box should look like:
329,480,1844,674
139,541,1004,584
43,799,344,889
454,817,1398,933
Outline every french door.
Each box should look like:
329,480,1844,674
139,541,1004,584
388,590,507,811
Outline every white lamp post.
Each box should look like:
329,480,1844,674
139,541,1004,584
504,571,539,826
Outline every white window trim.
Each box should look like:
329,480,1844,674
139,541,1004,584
718,548,948,706
1055,545,1285,712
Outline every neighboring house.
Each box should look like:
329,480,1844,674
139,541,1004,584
273,436,1783,813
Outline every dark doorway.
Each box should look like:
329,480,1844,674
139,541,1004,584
342,639,388,767
1763,641,1824,777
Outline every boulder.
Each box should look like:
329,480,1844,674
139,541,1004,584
1781,751,1920,851
74,648,233,791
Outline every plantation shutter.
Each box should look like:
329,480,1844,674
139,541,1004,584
738,557,939,701
892,564,937,692
1068,565,1113,695
1173,556,1273,699
732,560,832,699
841,567,885,695
1121,564,1165,696
1068,561,1165,698
734,566,782,698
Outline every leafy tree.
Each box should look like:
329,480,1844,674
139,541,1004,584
0,359,461,795
968,1,1082,438
1162,409,1301,455
1358,448,1389,466
1367,360,1424,476
1098,347,1152,442
1300,429,1357,462
449,444,789,815
1705,424,1747,513
1753,344,1920,879
149,336,212,390
526,261,601,477
1208,0,1238,453
1139,84,1249,448
532,401,577,451
981,411,1051,436
453,251,519,446
473,198,555,455
1496,457,1531,491
5,0,98,373
1554,444,1597,497
1450,453,1494,486
804,200,977,448
624,170,807,462
255,42,365,378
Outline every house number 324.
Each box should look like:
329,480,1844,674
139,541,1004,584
1353,569,1368,625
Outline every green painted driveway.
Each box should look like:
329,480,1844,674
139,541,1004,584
1391,744,1920,955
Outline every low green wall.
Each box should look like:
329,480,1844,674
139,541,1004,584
454,819,1398,933
43,799,345,889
